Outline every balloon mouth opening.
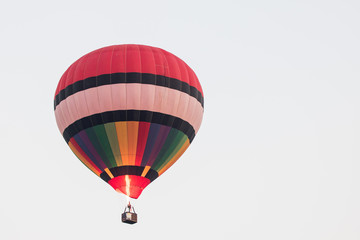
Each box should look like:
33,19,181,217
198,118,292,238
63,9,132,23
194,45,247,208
110,175,151,199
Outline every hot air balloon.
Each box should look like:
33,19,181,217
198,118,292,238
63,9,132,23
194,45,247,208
54,44,204,223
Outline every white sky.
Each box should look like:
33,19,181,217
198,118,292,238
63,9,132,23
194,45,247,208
1,0,360,239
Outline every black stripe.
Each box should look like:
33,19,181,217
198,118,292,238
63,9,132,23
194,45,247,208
100,166,159,183
63,110,195,143
54,72,204,109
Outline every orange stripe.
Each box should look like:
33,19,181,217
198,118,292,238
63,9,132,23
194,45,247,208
141,166,151,177
158,139,190,176
115,122,129,165
69,142,101,176
104,168,114,179
127,122,139,166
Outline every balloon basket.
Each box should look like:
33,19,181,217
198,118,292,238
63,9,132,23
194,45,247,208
122,203,137,224
122,212,137,224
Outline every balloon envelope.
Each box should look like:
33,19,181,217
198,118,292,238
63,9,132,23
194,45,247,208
54,44,204,198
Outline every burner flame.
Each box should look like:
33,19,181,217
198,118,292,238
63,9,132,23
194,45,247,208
125,175,131,201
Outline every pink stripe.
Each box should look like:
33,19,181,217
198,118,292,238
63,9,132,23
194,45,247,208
84,88,101,114
97,82,113,111
55,84,203,134
74,91,91,119
111,83,127,110
54,108,64,134
140,84,156,110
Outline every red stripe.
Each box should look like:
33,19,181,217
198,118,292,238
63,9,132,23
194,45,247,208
125,45,142,72
139,45,156,75
54,44,203,97
135,122,151,166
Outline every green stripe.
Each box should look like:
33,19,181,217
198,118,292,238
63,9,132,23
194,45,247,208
93,124,118,168
156,135,187,172
86,125,117,168
152,129,187,171
104,122,122,166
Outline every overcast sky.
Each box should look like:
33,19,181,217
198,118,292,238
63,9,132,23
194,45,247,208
1,0,360,239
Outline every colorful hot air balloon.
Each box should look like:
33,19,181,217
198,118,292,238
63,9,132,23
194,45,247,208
54,44,204,199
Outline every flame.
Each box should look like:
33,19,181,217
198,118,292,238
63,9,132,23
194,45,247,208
125,175,131,198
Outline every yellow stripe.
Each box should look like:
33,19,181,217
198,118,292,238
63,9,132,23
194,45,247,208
115,122,129,165
104,168,114,179
141,166,151,177
69,142,101,176
158,139,190,176
127,122,139,166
